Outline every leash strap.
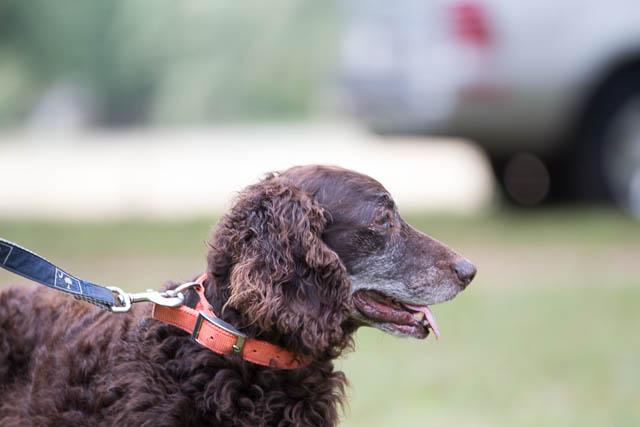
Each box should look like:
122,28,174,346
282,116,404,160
0,238,117,310
153,274,312,370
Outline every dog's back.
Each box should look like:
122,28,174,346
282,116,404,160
0,285,346,427
0,285,136,425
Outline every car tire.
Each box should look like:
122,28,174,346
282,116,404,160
572,73,640,215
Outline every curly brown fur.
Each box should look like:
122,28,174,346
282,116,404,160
206,173,354,362
0,286,346,427
0,165,475,426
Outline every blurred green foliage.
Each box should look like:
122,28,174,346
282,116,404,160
0,0,338,126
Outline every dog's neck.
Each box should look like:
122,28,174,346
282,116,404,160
138,300,348,426
189,275,355,364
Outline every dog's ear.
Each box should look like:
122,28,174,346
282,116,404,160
207,174,352,359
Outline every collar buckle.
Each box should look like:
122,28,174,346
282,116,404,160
192,311,247,353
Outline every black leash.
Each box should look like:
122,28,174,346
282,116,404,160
0,237,118,310
0,237,196,312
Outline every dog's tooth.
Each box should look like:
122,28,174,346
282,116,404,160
413,311,425,322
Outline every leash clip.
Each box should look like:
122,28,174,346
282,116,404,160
108,281,201,313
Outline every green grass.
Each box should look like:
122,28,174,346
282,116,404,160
1,208,639,426
339,287,640,427
405,207,640,247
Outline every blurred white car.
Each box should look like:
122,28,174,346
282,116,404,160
341,0,640,213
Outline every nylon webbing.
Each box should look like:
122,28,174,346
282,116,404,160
0,238,117,310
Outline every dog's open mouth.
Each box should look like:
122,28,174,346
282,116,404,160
352,290,440,340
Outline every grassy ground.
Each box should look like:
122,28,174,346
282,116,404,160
1,208,639,426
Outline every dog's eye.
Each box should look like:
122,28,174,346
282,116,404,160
376,213,394,229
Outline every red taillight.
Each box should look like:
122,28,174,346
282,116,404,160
450,1,491,47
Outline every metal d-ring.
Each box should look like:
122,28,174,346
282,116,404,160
107,286,132,313
165,281,201,297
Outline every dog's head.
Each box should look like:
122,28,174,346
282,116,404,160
207,165,475,360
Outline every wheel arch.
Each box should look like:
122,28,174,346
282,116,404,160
573,52,640,141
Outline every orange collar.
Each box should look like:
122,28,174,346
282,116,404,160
152,274,311,370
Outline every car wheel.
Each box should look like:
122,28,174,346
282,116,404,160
575,74,640,216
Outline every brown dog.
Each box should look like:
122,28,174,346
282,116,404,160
0,165,475,426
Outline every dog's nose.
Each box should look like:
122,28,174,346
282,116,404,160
453,259,476,288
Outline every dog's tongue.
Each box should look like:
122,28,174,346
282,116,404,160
404,303,440,340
